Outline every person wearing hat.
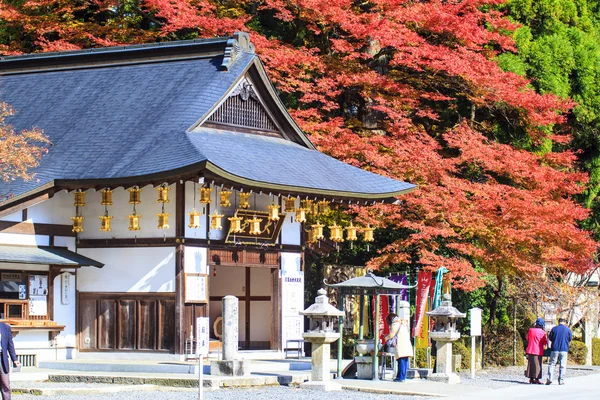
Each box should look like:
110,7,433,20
525,317,548,384
546,318,572,385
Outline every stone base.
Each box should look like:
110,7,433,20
427,372,461,384
210,360,249,377
355,356,373,380
300,380,343,391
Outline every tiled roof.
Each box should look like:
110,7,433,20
0,39,414,204
0,244,103,267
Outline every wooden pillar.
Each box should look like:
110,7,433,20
245,267,251,349
174,181,185,355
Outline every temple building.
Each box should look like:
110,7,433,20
0,32,414,362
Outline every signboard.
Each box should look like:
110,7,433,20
470,307,482,336
18,285,26,300
413,271,432,338
224,209,285,246
185,274,208,303
281,270,304,353
29,295,47,316
29,275,48,295
1,273,22,282
61,273,71,305
196,317,210,356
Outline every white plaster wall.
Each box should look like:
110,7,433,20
210,265,245,296
251,268,271,296
27,190,73,225
281,197,301,245
79,185,177,239
0,233,49,246
53,236,76,252
184,181,209,239
77,247,175,292
250,301,271,341
14,330,51,350
53,272,76,348
281,252,301,274
0,211,22,222
184,246,207,274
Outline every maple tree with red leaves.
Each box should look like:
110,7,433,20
1,1,597,310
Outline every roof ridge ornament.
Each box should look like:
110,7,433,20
221,32,255,71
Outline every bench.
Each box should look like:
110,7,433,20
284,339,305,359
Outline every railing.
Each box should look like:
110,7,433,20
17,354,36,367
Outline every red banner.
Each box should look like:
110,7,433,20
372,295,390,342
413,271,432,338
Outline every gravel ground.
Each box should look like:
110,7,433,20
457,365,599,389
12,386,424,400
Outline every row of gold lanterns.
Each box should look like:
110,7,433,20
70,185,375,243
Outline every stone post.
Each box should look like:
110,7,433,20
210,295,249,376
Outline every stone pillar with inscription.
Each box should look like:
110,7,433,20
210,295,249,376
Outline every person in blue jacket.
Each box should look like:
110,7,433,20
546,318,572,385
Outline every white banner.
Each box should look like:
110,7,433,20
196,317,210,356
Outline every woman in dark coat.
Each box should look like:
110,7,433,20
525,317,548,384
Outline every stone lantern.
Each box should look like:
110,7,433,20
426,293,466,384
300,288,344,391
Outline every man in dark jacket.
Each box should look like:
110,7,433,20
546,318,572,385
0,322,19,399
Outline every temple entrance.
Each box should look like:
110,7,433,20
208,265,277,350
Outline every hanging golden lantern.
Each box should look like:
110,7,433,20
199,187,212,204
210,213,224,230
73,190,86,207
346,222,358,241
363,225,375,242
157,212,170,229
219,190,232,207
188,209,201,229
128,187,142,205
228,216,244,233
295,208,306,223
307,229,317,244
284,197,296,212
127,213,141,231
317,200,330,215
301,199,314,214
99,214,113,232
267,204,280,221
330,223,344,242
311,222,324,240
71,216,84,233
239,192,251,209
100,189,113,206
248,216,263,235
156,186,170,203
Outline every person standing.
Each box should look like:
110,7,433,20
0,321,19,400
525,317,548,384
383,313,413,382
546,318,572,385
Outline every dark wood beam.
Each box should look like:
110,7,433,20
174,181,185,355
0,220,75,237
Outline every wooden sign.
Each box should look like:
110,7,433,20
1,273,22,282
224,209,285,245
185,274,208,303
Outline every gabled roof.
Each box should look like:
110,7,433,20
0,244,103,268
0,33,415,210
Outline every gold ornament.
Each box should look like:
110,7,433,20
219,190,232,207
127,213,142,231
239,192,251,209
307,229,317,244
363,225,375,242
330,223,344,242
248,216,263,235
317,200,330,215
311,222,324,240
99,214,113,232
157,186,170,203
228,216,244,233
301,199,314,214
267,204,280,221
188,209,201,229
199,187,212,204
128,187,142,205
284,197,296,212
73,190,86,207
100,189,113,206
157,212,170,229
295,208,306,223
71,216,84,233
210,213,224,230
346,222,358,241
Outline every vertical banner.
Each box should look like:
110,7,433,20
413,271,432,338
371,295,389,341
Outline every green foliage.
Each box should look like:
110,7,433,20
568,340,588,365
414,347,434,369
592,338,600,366
484,323,525,366
453,339,472,370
